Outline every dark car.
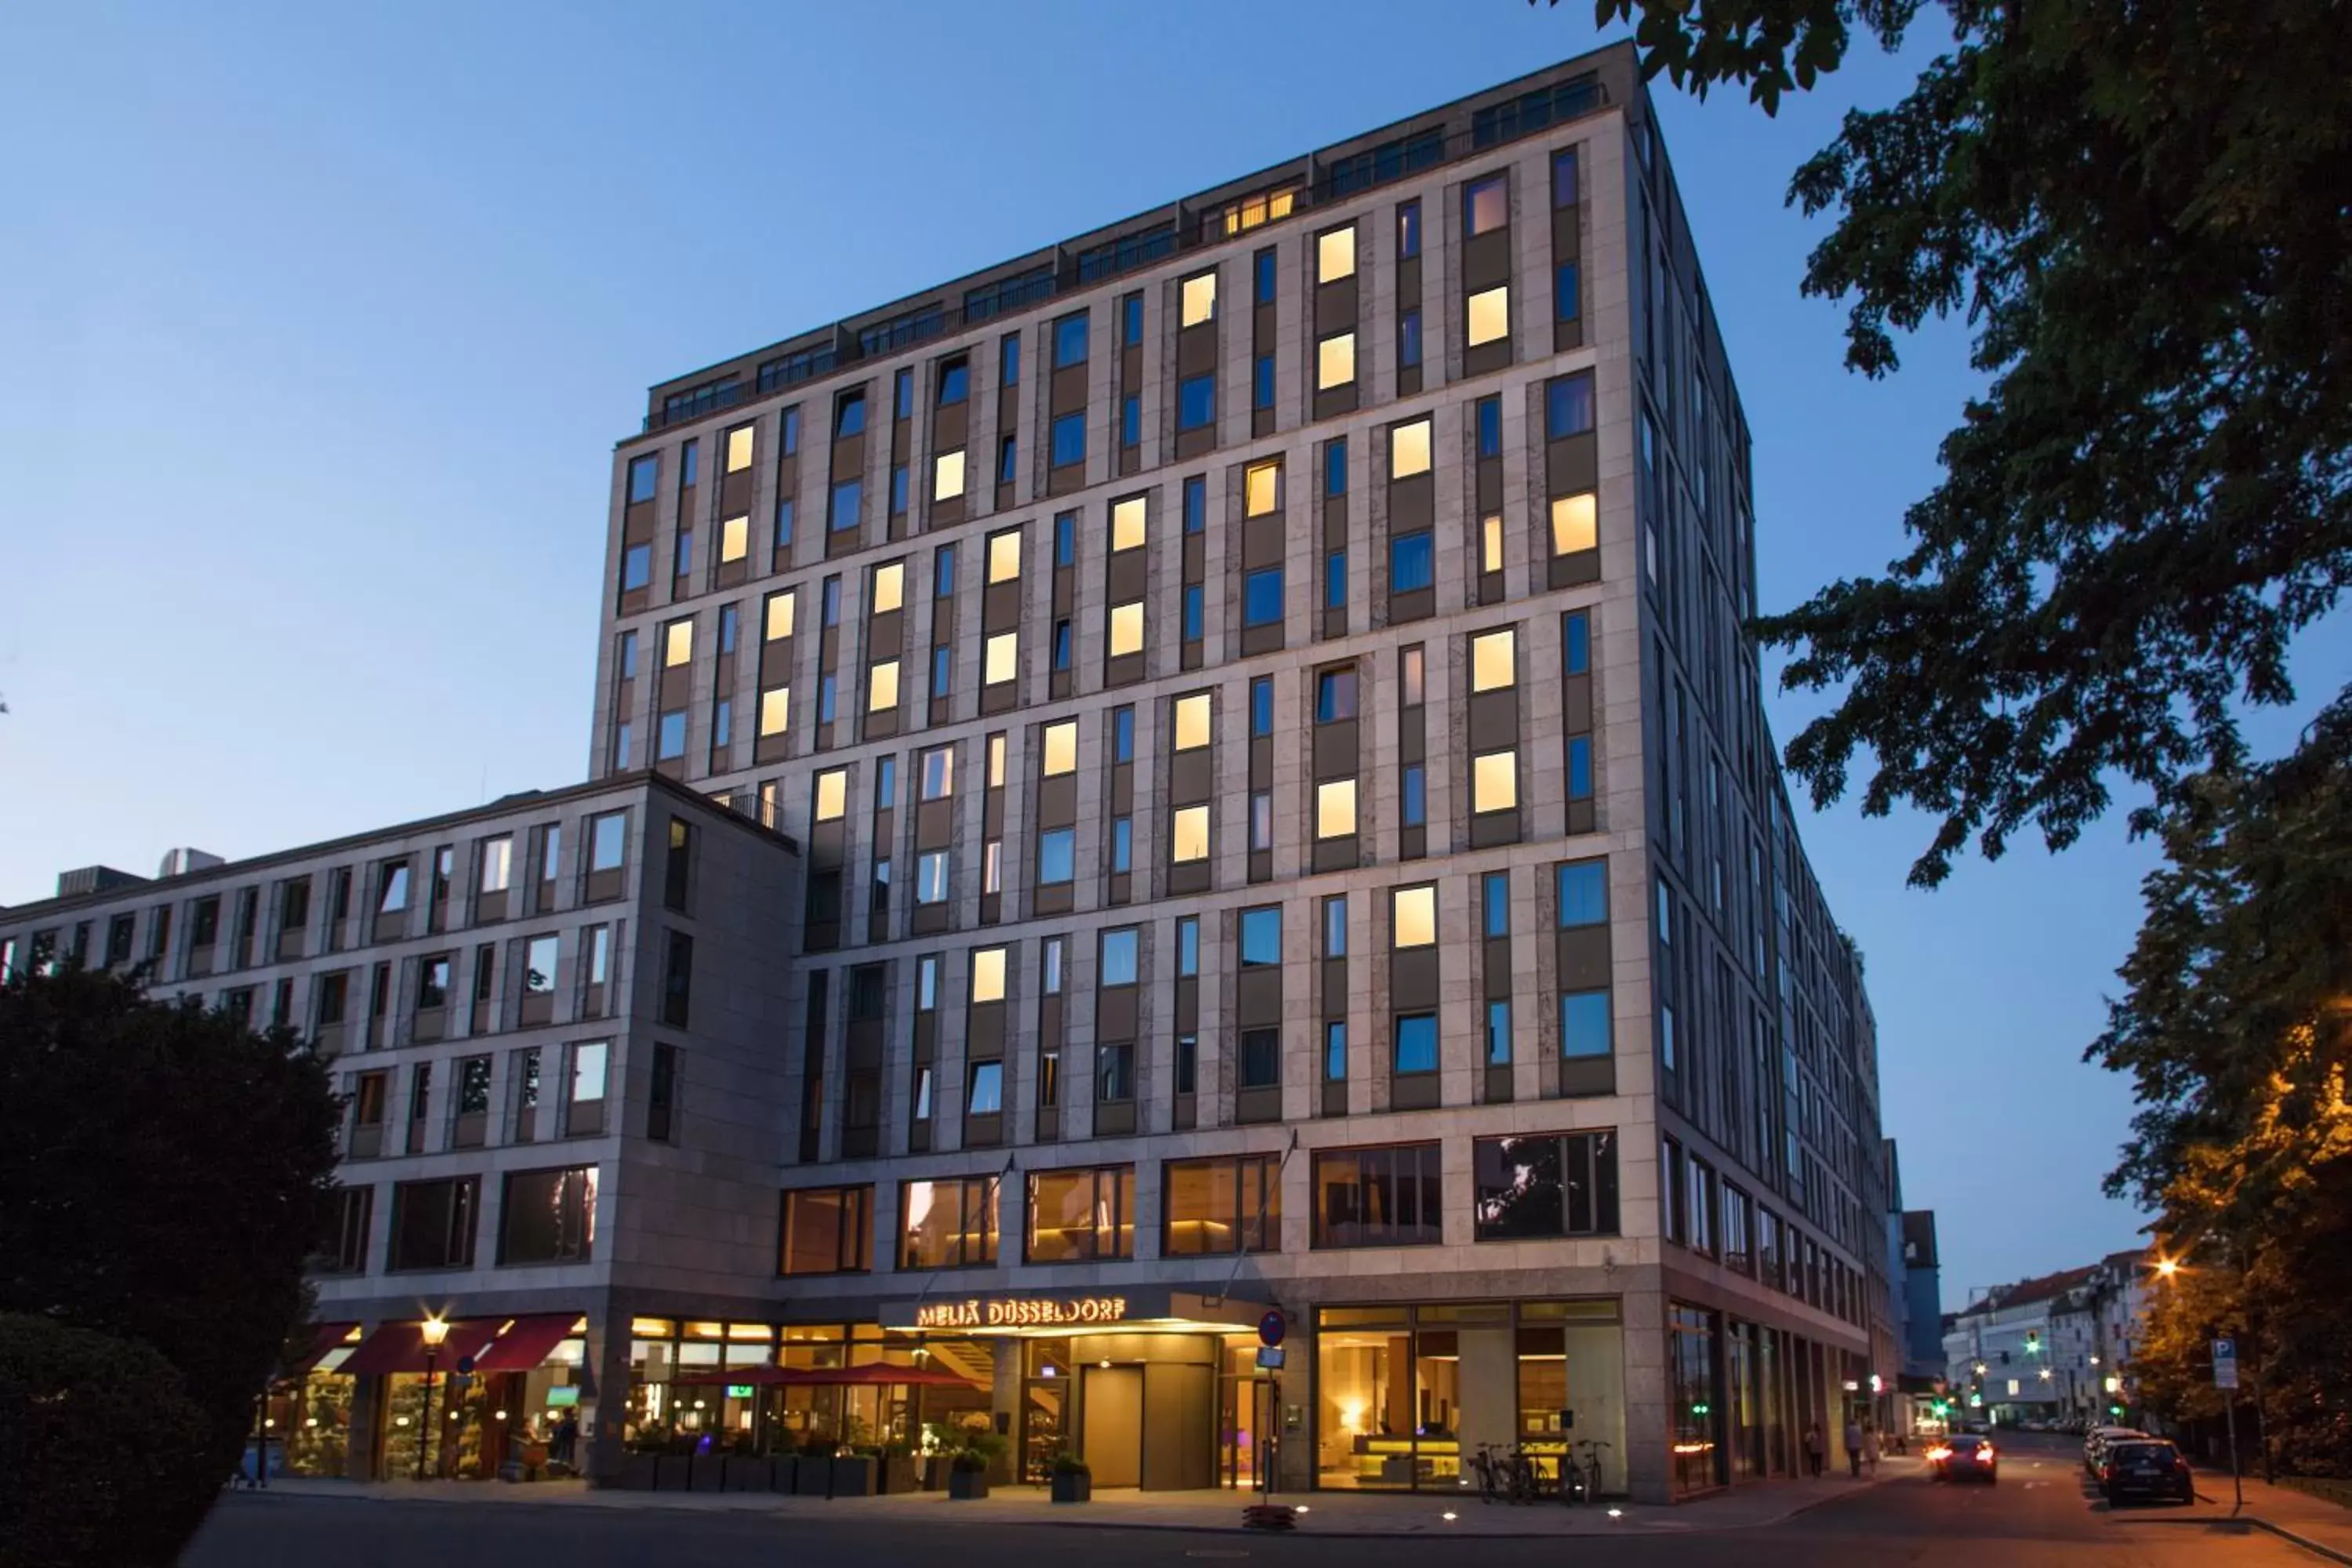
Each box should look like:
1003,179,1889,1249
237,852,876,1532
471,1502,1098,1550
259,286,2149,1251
1926,1435,1998,1484
2103,1439,2194,1505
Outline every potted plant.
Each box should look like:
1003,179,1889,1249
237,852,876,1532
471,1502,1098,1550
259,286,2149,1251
794,1436,837,1495
874,1438,920,1495
1050,1450,1091,1504
946,1431,1007,1501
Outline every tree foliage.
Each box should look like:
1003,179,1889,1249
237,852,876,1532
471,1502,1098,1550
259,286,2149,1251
1576,0,2352,886
0,968,341,1555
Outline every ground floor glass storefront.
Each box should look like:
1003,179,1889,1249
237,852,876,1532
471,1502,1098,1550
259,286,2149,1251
1314,1300,1626,1494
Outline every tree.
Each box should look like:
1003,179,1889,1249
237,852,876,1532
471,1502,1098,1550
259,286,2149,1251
0,968,341,1560
1572,0,2352,886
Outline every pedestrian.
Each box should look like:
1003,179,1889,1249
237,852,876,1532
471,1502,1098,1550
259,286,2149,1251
1804,1421,1826,1478
551,1408,579,1468
1864,1424,1881,1476
1844,1416,1864,1478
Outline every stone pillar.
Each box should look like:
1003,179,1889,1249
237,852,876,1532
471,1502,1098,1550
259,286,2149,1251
581,1290,632,1486
990,1338,1022,1483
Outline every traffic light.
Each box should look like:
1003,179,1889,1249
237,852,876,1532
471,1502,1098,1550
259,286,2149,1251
2025,1330,2040,1355
2109,1403,2125,1418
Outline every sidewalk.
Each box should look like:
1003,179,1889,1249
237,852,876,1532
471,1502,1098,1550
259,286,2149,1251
244,1461,1902,1537
2154,1474,2352,1566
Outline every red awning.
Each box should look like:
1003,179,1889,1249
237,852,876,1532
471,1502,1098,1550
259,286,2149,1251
337,1319,503,1378
470,1314,582,1373
284,1322,361,1377
797,1363,980,1388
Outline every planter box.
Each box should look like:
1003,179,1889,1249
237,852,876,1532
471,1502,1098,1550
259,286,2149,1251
947,1467,990,1501
921,1456,948,1491
793,1457,835,1495
724,1457,771,1492
1051,1472,1091,1504
769,1456,800,1494
876,1455,920,1494
829,1457,876,1498
618,1453,662,1491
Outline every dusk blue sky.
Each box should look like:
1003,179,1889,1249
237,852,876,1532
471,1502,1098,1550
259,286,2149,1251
7,2,2332,1306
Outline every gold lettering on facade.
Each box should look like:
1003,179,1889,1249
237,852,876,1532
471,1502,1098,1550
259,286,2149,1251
912,1297,1128,1330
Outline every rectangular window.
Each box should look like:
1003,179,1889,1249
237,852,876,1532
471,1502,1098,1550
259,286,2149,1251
627,454,658,504
1244,568,1283,626
387,1177,479,1272
898,1175,999,1269
1312,1144,1443,1248
1470,627,1516,691
998,434,1018,485
934,448,967,501
1315,778,1357,839
661,930,692,1026
1163,1153,1283,1256
1110,816,1134,873
1550,492,1597,556
1393,1012,1438,1075
1556,860,1607,925
1000,332,1021,385
1252,354,1274,410
1053,312,1088,368
1051,412,1086,467
1390,530,1434,592
1546,372,1595,437
1568,736,1595,800
1042,718,1078,775
1315,666,1357,722
1239,906,1282,967
1178,373,1215,431
1465,173,1508,237
1396,199,1421,258
1324,439,1348,497
1316,331,1356,391
1483,871,1510,938
1389,417,1432,479
1181,271,1217,327
829,477,862,532
1183,584,1205,641
835,390,866,437
1561,990,1612,1058
498,1166,597,1265
1250,675,1274,736
1398,309,1422,368
1254,247,1276,303
1239,1027,1280,1090
1036,828,1075,885
1473,1131,1619,1239
1098,927,1139,986
1486,999,1513,1065
1555,261,1581,321
781,1185,873,1275
1325,549,1347,609
1026,1165,1137,1262
1054,512,1076,566
1472,749,1518,813
1401,764,1427,827
1316,224,1356,283
1465,284,1510,347
1552,149,1580,207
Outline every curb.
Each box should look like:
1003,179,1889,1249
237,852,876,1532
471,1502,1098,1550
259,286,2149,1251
2103,1501,2352,1568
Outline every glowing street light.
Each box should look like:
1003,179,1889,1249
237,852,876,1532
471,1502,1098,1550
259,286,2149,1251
415,1316,451,1481
2154,1257,2181,1279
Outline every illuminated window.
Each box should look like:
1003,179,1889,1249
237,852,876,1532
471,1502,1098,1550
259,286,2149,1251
935,449,966,501
764,590,796,641
1042,720,1078,776
814,769,848,822
1465,173,1508,237
1316,779,1357,839
1551,492,1597,554
1316,332,1356,390
758,687,790,737
1481,515,1503,574
987,734,1007,788
1466,285,1510,347
872,562,905,614
971,946,1007,1004
1472,750,1519,812
724,425,754,473
987,528,1022,583
720,514,749,562
663,619,693,666
1108,602,1144,657
1392,884,1437,948
1245,460,1281,517
1471,628,1517,692
867,660,900,713
984,632,1018,685
1173,693,1211,750
1110,496,1147,551
1171,805,1210,862
1390,419,1432,478
1181,271,1217,327
1316,224,1356,284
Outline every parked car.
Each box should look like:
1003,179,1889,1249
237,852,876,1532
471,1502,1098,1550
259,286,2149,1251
1926,1435,1998,1485
2085,1425,2147,1474
2101,1439,2194,1506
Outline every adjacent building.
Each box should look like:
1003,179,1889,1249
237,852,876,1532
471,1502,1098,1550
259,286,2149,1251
1943,1250,2151,1426
1,40,1898,1503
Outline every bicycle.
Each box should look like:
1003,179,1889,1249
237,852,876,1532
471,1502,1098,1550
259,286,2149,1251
1575,1439,1612,1501
1469,1443,1508,1504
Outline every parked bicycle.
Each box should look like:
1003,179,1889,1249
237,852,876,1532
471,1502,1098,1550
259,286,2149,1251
1575,1439,1611,1501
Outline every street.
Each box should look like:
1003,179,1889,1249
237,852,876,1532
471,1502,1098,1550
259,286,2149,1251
180,1436,2322,1568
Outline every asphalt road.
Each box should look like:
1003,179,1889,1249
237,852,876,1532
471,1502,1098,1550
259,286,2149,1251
180,1434,2315,1568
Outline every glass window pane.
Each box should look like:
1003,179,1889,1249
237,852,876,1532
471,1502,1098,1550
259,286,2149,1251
1392,885,1436,947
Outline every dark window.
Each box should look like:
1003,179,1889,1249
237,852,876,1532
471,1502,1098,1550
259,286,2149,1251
1254,249,1276,304
1051,412,1086,467
1183,475,1207,533
1054,312,1088,368
1251,676,1273,735
1398,310,1422,368
1112,706,1135,763
661,930,693,1026
1473,1131,1619,1240
627,455,658,503
498,1167,597,1264
679,439,699,487
1054,511,1076,566
1316,667,1358,722
318,1185,372,1273
1000,332,1021,385
1244,568,1283,626
1397,199,1421,259
1402,764,1427,826
620,543,651,592
1555,262,1581,321
1546,372,1595,438
1240,1028,1281,1089
781,1185,873,1275
1252,354,1274,410
1464,173,1509,237
387,1177,478,1271
1390,530,1434,591
1163,1154,1282,1256
829,477,862,532
1556,861,1607,925
1393,1012,1438,1075
1324,439,1347,496
1122,293,1143,346
964,267,1055,323
999,434,1018,484
775,497,795,551
1552,149,1580,207
1240,906,1282,966
1121,394,1141,447
1563,610,1591,674
780,406,800,454
1483,872,1510,938
1325,550,1347,609
1183,585,1204,641
835,390,866,437
893,368,914,421
1312,1144,1443,1247
890,463,909,514
1178,374,1215,430
1476,396,1502,458
938,358,970,405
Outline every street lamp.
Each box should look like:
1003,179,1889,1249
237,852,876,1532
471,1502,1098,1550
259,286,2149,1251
416,1316,451,1481
2154,1257,2180,1279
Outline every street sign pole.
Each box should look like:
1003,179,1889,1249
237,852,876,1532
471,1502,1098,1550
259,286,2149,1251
2213,1338,2243,1513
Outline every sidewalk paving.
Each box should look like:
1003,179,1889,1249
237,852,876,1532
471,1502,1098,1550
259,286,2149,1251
2149,1473,2352,1565
243,1460,1904,1537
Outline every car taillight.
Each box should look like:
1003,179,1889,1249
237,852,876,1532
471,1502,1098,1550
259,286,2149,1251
2103,1464,2118,1481
1980,1446,1994,1462
1926,1446,1951,1461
